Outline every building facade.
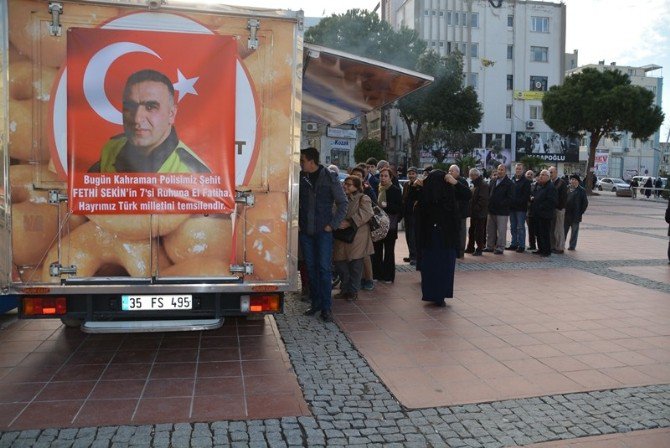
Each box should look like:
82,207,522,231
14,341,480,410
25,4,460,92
384,0,570,172
567,62,664,179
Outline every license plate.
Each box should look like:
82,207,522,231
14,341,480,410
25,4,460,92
121,295,193,311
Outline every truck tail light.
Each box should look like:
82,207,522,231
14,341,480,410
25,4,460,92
249,294,280,312
23,297,67,316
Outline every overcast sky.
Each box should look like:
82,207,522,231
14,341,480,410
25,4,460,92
221,0,669,140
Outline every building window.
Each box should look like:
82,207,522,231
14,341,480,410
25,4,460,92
530,105,543,120
446,42,452,53
424,10,429,16
469,73,479,89
506,105,512,119
439,11,444,17
432,10,436,15
531,46,548,62
531,16,549,33
507,74,513,90
470,43,478,58
507,15,514,27
530,76,548,91
439,41,444,47
470,12,479,27
507,45,513,60
447,11,452,25
431,41,436,47
454,11,459,25
461,12,467,26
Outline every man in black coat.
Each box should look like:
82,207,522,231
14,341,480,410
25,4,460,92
507,163,531,253
564,174,589,251
449,165,472,258
549,166,568,254
484,164,513,254
530,169,558,257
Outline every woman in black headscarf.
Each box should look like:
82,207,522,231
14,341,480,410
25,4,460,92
415,169,471,307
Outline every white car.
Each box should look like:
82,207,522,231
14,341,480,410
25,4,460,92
597,177,631,193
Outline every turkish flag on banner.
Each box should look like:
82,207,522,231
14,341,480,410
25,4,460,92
67,28,237,214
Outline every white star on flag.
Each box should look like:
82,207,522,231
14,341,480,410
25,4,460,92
173,69,199,102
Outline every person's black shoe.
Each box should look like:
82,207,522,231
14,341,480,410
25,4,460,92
494,249,504,255
304,307,321,316
409,260,416,266
529,245,537,251
516,247,525,253
552,249,564,254
320,310,334,322
505,245,518,251
482,248,494,253
532,250,542,254
472,250,483,256
464,248,475,254
540,253,551,257
568,247,575,251
403,257,411,262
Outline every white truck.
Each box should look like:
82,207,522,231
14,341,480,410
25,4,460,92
0,0,431,332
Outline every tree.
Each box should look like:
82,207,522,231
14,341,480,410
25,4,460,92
455,154,479,176
542,68,664,193
354,138,385,163
518,155,548,173
398,51,482,167
419,126,479,164
305,9,426,71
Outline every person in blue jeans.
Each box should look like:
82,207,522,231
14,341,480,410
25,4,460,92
298,147,348,322
507,163,531,253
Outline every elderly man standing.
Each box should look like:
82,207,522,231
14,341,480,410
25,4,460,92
466,168,489,256
530,169,557,257
508,163,531,252
449,165,472,258
299,147,348,322
484,164,513,255
548,166,568,254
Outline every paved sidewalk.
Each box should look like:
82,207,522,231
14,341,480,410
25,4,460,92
0,194,668,447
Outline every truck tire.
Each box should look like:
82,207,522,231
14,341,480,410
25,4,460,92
60,316,83,328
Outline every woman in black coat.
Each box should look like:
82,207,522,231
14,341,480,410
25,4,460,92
372,168,402,283
415,169,471,306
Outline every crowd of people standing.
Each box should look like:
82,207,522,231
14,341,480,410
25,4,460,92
298,146,591,321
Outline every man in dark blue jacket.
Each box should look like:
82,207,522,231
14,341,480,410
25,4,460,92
564,174,589,251
507,163,532,253
484,164,513,254
530,170,558,257
299,147,348,322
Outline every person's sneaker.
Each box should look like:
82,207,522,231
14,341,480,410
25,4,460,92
346,293,358,302
472,250,483,256
482,248,494,253
333,292,349,300
529,245,537,251
361,280,374,291
320,310,334,322
494,249,504,255
516,247,525,253
304,307,321,316
505,245,518,251
567,247,575,251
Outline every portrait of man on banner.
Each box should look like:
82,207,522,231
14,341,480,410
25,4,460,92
67,27,238,214
89,68,211,174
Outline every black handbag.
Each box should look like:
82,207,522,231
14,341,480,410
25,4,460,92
333,226,356,243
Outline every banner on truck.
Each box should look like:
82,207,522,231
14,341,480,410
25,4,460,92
67,28,237,214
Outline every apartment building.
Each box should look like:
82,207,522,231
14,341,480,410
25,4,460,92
384,0,571,171
567,62,664,179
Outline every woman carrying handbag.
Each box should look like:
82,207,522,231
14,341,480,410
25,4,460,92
333,176,375,301
372,168,403,283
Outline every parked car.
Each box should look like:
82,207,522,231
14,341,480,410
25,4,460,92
597,177,632,193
